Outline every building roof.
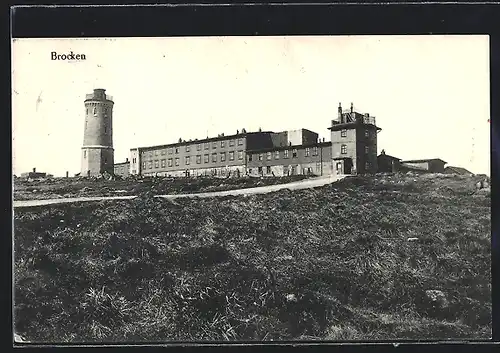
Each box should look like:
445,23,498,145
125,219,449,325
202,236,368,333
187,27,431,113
133,131,273,152
401,158,447,164
114,161,130,166
444,166,472,175
246,141,332,153
378,153,401,161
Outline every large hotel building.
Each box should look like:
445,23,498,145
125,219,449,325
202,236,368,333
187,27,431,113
115,103,382,178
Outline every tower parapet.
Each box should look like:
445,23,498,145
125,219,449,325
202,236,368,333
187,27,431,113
81,89,115,176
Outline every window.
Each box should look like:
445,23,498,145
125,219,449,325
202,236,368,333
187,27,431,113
238,151,244,160
132,158,136,163
155,160,159,168
275,151,280,159
365,146,369,154
284,150,289,158
238,138,243,146
267,152,272,160
221,152,226,162
229,139,235,147
366,161,371,170
197,144,202,151
175,158,179,166
196,155,201,164
221,140,225,148
168,148,173,155
258,166,263,174
248,168,252,174
341,144,347,154
313,147,318,156
186,145,190,152
305,148,310,157
248,154,253,162
259,154,263,161
185,156,190,165
365,130,369,137
83,150,87,158
229,151,235,161
204,154,209,163
212,153,217,162
212,142,217,149
143,162,146,169
292,149,298,158
161,150,166,155
341,129,347,137
149,151,153,157
205,143,209,150
175,147,179,154
161,159,166,167
266,166,271,174
148,161,153,169
168,159,173,167
155,150,158,156
93,106,97,115
86,108,89,115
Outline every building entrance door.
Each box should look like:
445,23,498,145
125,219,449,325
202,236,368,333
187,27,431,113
336,162,343,174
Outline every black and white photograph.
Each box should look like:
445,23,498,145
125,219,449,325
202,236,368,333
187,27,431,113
12,35,491,343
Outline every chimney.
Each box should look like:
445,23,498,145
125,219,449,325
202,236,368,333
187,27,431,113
322,137,325,142
237,129,239,134
126,158,129,162
66,171,69,178
338,103,342,122
33,168,36,173
350,102,354,113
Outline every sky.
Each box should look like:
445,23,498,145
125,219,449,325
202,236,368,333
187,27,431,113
12,35,490,177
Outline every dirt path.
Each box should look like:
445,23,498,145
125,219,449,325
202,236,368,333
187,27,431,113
155,174,345,200
13,175,345,208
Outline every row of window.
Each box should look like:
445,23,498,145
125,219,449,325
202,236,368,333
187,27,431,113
248,147,319,162
142,151,244,169
86,105,111,117
339,145,372,154
340,129,372,138
144,138,244,158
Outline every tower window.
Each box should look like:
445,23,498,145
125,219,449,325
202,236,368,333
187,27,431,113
93,106,97,116
104,126,107,133
83,150,87,159
365,130,369,137
341,144,347,154
365,146,369,154
341,129,347,137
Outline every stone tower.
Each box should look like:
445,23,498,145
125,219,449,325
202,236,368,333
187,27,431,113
328,102,381,175
81,89,114,176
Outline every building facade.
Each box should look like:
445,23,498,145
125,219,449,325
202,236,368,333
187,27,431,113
81,89,114,177
112,103,383,178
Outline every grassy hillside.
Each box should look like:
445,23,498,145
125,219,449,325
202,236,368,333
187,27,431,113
13,173,491,342
13,175,309,201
